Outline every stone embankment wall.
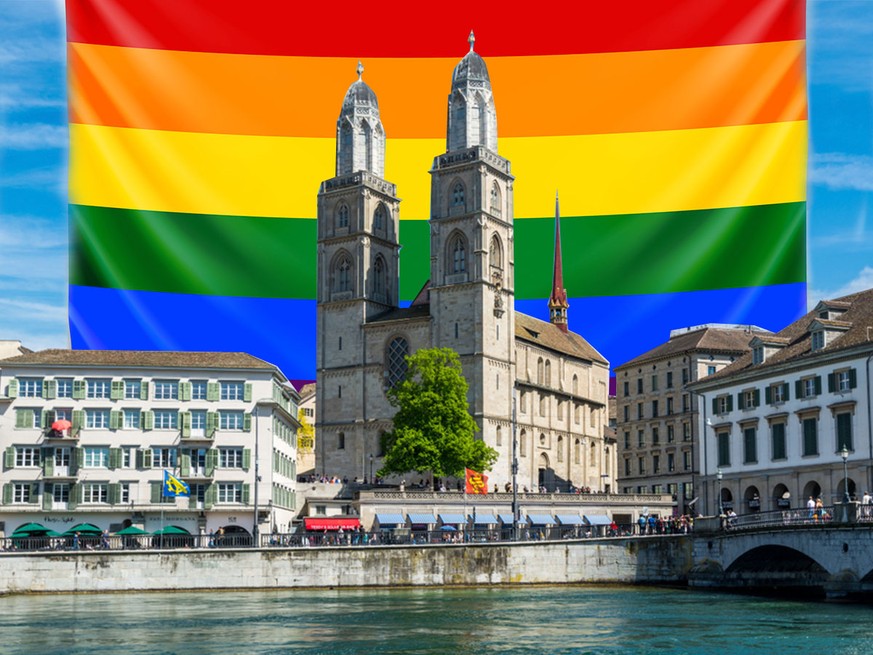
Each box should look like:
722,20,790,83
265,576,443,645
0,537,692,595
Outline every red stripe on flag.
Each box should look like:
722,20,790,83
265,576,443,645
66,0,805,57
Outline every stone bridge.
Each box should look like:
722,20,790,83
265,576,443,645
690,516,873,601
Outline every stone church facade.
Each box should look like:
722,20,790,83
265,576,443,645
315,35,612,492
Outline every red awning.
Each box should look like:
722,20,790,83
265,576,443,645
304,517,361,531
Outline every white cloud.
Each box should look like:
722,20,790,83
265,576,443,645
809,266,873,305
0,167,67,196
809,153,873,192
0,84,66,109
0,297,67,324
0,123,67,149
0,214,67,249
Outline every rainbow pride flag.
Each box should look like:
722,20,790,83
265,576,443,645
66,0,807,380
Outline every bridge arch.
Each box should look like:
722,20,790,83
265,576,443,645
724,545,831,599
726,544,828,575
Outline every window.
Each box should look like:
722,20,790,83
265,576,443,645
798,376,821,399
52,483,69,505
545,360,551,386
666,397,673,415
574,439,581,464
450,235,466,273
122,447,134,468
124,379,142,399
638,457,646,475
707,365,717,376
683,451,692,471
373,203,385,230
667,453,675,472
153,447,177,468
13,483,33,503
623,431,630,449
651,427,660,445
832,369,857,394
637,429,645,447
622,405,629,422
56,378,73,398
743,426,757,464
15,408,41,429
490,183,500,211
651,375,658,392
802,417,818,456
120,482,131,504
191,410,207,432
836,412,853,452
811,330,824,351
651,400,659,418
557,400,563,420
83,447,110,468
220,381,245,401
337,203,349,228
19,377,43,397
219,410,244,430
85,409,110,429
667,424,675,443
489,234,503,271
666,371,673,388
54,448,71,468
220,448,244,468
752,347,764,365
154,410,178,430
86,378,111,399
623,381,629,397
520,430,527,456
652,455,660,473
452,182,465,207
624,459,631,476
636,378,643,394
218,482,242,504
739,389,759,410
682,369,689,385
714,394,732,415
82,482,108,504
336,254,352,292
717,431,730,467
385,337,409,389
637,403,643,420
154,379,179,400
539,395,547,417
338,432,345,450
123,409,141,429
373,257,386,298
766,383,788,405
683,422,691,441
15,446,41,467
191,380,208,400
495,425,502,447
771,422,787,460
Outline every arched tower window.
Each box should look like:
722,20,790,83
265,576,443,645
537,357,544,385
574,439,581,464
362,119,373,172
448,233,467,274
490,182,501,212
489,234,503,271
373,203,386,231
520,429,527,456
385,336,409,389
572,374,579,395
373,256,387,300
496,425,502,447
452,181,465,208
557,435,564,462
334,253,353,293
590,442,597,467
337,203,350,229
545,361,551,387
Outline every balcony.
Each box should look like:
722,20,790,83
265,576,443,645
42,428,80,442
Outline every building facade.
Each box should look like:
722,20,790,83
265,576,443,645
316,36,611,492
0,350,299,539
688,289,873,516
615,325,770,513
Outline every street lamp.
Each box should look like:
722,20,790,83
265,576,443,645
716,469,723,516
369,454,374,484
841,446,850,503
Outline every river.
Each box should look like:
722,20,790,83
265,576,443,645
1,586,870,654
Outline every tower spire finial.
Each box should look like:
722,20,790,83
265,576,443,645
356,61,364,81
468,30,475,52
548,191,570,332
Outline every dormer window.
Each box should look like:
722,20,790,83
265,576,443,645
811,330,824,351
752,346,764,364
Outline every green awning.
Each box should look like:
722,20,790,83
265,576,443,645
152,525,191,536
63,523,103,535
115,525,150,535
11,522,49,536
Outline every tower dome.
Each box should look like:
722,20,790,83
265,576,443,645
336,62,386,177
446,31,498,153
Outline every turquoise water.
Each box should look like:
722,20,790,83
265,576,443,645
1,586,871,655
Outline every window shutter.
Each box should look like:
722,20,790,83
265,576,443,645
726,395,733,412
72,410,85,433
242,483,250,505
205,449,217,476
110,410,122,430
244,383,252,402
179,382,191,401
180,412,192,438
206,412,219,436
143,448,153,468
15,409,31,429
828,373,835,393
205,483,216,509
765,386,772,405
150,481,161,504
4,446,15,469
783,382,790,401
142,410,154,430
2,483,11,505
42,410,55,430
135,448,144,469
111,380,124,400
68,483,80,509
140,381,149,400
849,369,857,389
70,448,80,474
42,448,54,476
7,378,18,398
72,379,86,399
243,448,252,470
43,379,56,400
207,382,220,402
753,389,760,407
180,452,191,477
109,448,122,470
814,376,822,395
737,393,745,410
795,380,802,399
43,484,53,510
75,447,85,468
244,413,252,432
711,397,717,415
108,483,120,505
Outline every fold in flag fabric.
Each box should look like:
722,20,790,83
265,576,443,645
163,470,191,497
466,468,488,495
66,0,808,379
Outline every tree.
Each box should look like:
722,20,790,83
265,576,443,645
379,347,497,482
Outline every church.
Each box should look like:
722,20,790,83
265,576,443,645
315,34,613,492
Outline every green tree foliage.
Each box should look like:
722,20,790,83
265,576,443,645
379,348,497,480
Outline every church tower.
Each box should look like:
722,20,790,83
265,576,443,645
316,63,401,476
548,193,570,332
428,33,516,479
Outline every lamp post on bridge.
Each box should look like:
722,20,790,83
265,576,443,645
841,446,850,504
716,469,723,516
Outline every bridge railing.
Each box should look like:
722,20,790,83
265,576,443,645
724,505,844,531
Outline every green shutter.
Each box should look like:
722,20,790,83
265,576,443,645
180,412,192,438
4,446,15,469
136,449,144,469
814,376,822,396
243,383,252,402
737,393,745,410
726,395,733,412
43,379,56,400
72,379,86,399
68,483,80,509
711,397,717,415
180,452,191,477
3,483,11,504
207,382,220,402
108,482,120,505
179,382,191,401
110,380,124,400
206,412,219,436
72,410,85,433
205,483,216,509
140,381,149,400
70,448,80,474
7,378,18,398
142,410,154,430
109,447,122,470
242,483,250,505
150,481,162,504
110,410,123,430
828,373,835,393
849,369,857,389
75,447,85,468
765,386,772,405
43,483,53,510
753,389,760,407
42,448,54,476
205,449,217,476
783,382,790,401
15,409,32,429
42,410,55,430
243,413,252,432
795,380,803,399
143,448,153,468
242,448,252,470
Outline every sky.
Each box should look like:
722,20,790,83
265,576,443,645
0,0,872,354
